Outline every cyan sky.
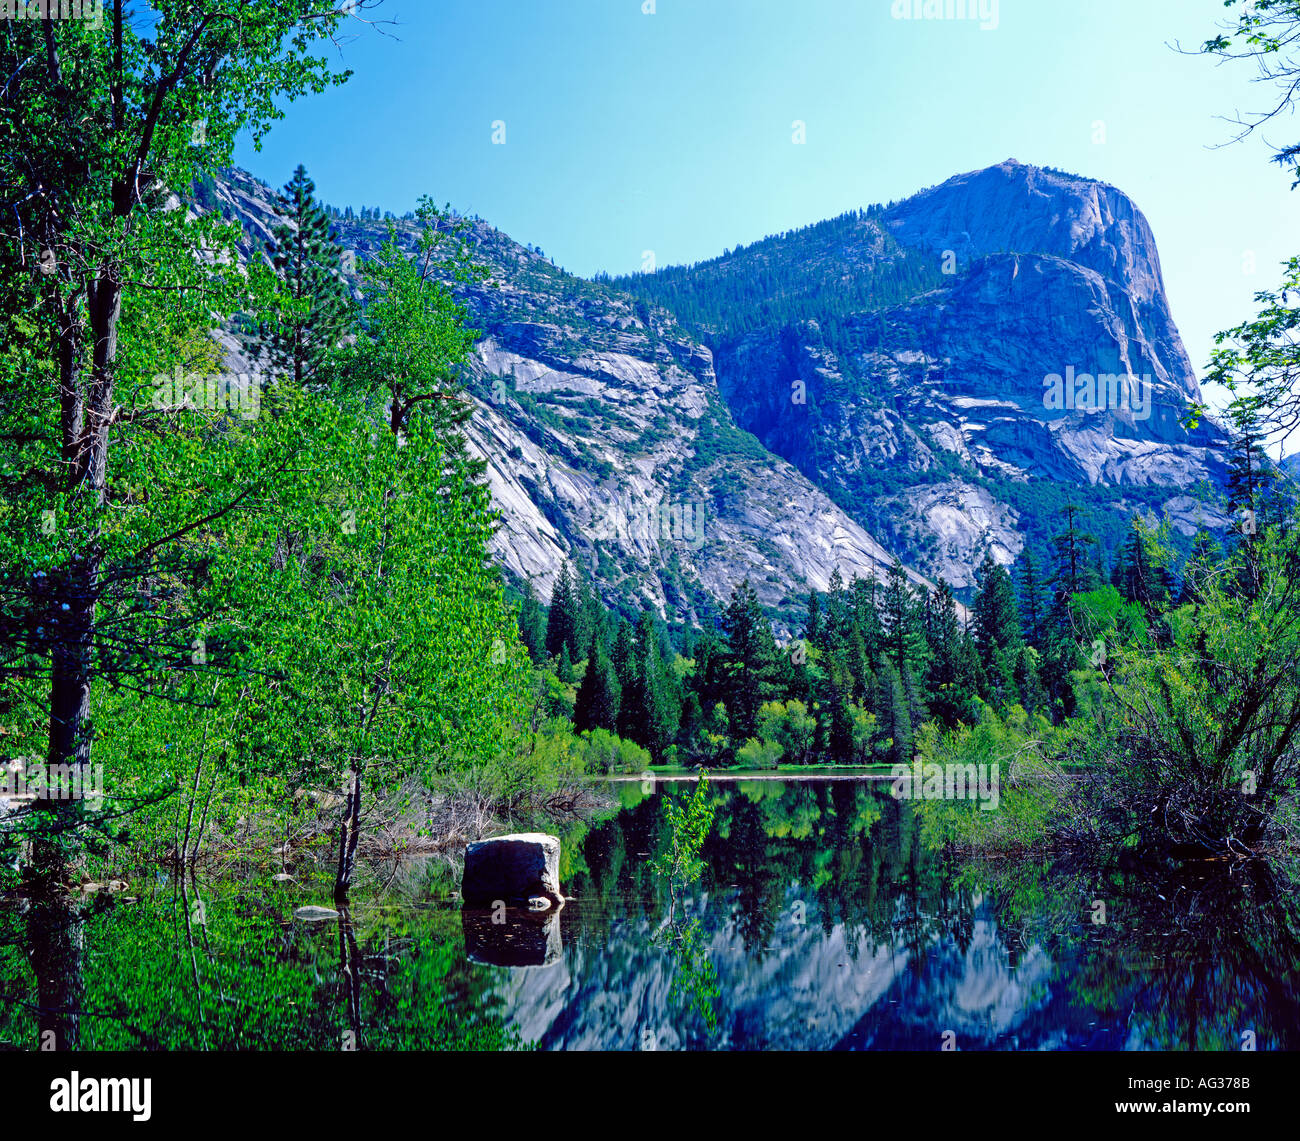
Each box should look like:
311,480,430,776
236,0,1299,410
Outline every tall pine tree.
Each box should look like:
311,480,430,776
574,633,620,733
265,165,352,387
517,581,547,664
722,579,778,743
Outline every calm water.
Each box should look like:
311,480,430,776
2,778,1297,1050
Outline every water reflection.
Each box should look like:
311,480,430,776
463,907,562,968
487,779,1300,1051
1,778,1297,1051
1,866,520,1051
25,892,85,1051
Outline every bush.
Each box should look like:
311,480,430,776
571,728,652,775
736,737,782,769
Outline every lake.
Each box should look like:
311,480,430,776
2,776,1296,1051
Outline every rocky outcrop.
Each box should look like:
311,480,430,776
211,168,937,628
629,160,1232,583
884,159,1196,403
211,160,1234,610
461,833,564,911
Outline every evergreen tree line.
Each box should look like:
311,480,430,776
604,209,945,341
519,490,1278,770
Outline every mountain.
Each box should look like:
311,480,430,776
618,159,1231,588
209,169,934,631
209,158,1232,620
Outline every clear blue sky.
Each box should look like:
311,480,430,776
236,0,1298,404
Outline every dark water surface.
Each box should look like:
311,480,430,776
2,778,1297,1050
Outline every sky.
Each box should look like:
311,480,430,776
235,0,1300,412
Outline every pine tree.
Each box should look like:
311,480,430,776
612,619,643,741
874,662,913,766
804,590,822,649
973,553,1022,704
1225,405,1277,538
574,635,620,733
571,562,599,658
544,561,577,660
265,164,352,387
925,581,980,728
823,567,850,653
1118,519,1155,607
1013,645,1048,715
518,581,547,664
690,631,728,712
880,561,927,681
827,675,856,763
849,575,884,662
634,611,679,761
1044,505,1101,651
1050,504,1099,596
1016,550,1045,648
847,623,873,704
722,579,778,743
1110,543,1128,592
973,554,1022,662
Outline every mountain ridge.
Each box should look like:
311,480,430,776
207,158,1232,620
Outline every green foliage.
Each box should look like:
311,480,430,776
0,882,523,1051
649,774,720,1031
912,705,1062,855
721,579,779,744
573,639,620,734
611,210,945,341
1060,525,1300,875
754,700,817,765
650,775,715,889
570,728,651,775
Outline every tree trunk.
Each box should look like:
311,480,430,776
337,909,362,1050
33,271,120,888
26,893,84,1051
333,767,363,903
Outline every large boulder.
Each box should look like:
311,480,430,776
461,832,564,910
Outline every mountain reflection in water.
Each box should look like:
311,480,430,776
3,777,1296,1051
481,778,1300,1051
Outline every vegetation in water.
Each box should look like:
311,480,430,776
649,774,720,1035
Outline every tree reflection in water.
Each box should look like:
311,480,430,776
2,779,1297,1050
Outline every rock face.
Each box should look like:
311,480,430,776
461,833,564,910
621,158,1233,585
211,168,937,628
212,160,1233,612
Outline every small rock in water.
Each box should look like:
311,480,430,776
293,905,339,921
272,873,295,882
526,895,551,912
